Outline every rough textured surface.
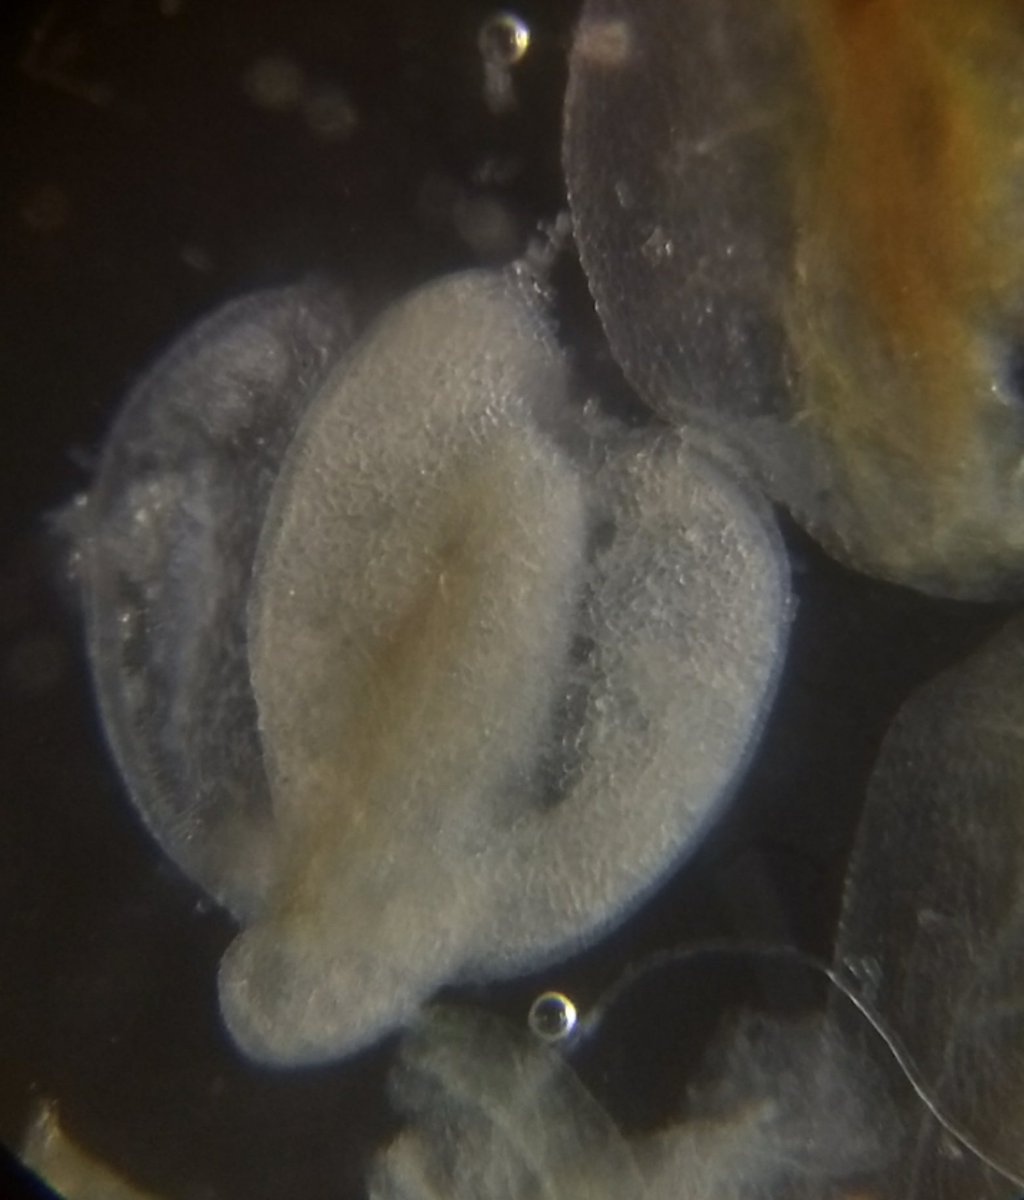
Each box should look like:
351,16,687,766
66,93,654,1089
563,0,1024,599
217,269,790,1065
475,430,791,974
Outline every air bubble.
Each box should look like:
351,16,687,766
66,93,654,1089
478,12,530,67
479,13,530,114
528,991,578,1042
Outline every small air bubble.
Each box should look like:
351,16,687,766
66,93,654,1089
528,991,577,1042
479,13,530,114
478,12,530,67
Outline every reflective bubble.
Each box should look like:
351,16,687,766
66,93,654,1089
564,0,1024,599
479,12,530,114
478,12,530,68
528,991,577,1042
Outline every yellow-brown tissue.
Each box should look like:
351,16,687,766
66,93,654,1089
564,0,1024,597
21,1102,160,1200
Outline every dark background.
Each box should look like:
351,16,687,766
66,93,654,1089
0,1,1011,1197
